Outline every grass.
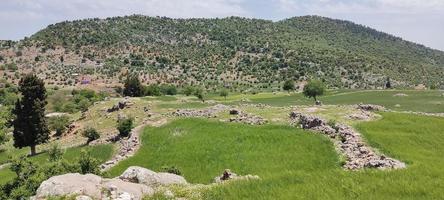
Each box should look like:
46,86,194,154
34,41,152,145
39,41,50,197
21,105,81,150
210,90,444,113
0,144,114,185
108,113,444,199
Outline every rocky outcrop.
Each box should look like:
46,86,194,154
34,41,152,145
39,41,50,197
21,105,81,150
33,167,259,200
173,104,229,118
290,111,406,170
120,166,188,187
107,99,134,113
356,104,385,111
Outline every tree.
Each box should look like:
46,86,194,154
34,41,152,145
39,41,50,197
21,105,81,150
283,80,295,92
194,88,205,102
183,86,195,96
303,80,326,103
82,127,100,144
12,74,50,156
117,117,133,137
48,115,70,136
123,74,143,97
385,77,392,89
219,89,229,100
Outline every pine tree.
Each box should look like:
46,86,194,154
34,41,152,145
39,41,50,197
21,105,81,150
12,74,49,156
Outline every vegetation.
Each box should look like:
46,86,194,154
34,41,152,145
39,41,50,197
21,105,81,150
117,117,134,137
302,80,326,102
82,127,100,144
12,74,50,156
282,80,295,92
48,116,70,136
219,89,229,100
123,75,143,97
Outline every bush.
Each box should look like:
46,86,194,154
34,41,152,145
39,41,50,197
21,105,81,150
77,150,100,174
117,117,134,137
82,127,100,144
160,84,177,95
48,144,64,162
183,86,195,96
48,115,70,136
143,85,161,96
161,165,182,175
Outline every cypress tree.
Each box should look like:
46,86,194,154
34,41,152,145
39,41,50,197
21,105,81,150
12,74,49,156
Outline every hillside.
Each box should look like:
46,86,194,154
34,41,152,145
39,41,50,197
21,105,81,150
0,15,443,90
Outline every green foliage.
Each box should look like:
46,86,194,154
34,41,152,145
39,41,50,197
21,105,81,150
283,80,295,92
160,84,177,95
12,74,49,156
219,89,228,100
143,84,161,96
82,127,100,144
77,150,100,174
194,88,205,102
47,144,64,162
117,117,134,137
47,115,70,136
303,80,326,102
183,86,195,96
123,74,143,97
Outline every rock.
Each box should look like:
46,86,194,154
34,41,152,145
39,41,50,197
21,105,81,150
120,166,187,187
107,100,133,113
393,93,408,97
34,173,103,199
102,178,154,199
229,109,240,115
213,169,260,183
75,195,92,200
315,100,322,105
356,104,385,111
173,104,229,118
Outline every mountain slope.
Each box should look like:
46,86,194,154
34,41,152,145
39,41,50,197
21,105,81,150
1,15,443,90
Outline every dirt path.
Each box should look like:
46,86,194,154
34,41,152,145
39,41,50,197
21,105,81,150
99,117,168,171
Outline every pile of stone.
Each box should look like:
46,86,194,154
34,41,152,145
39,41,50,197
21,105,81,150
213,169,260,183
393,93,409,97
107,99,134,113
172,104,230,118
229,109,267,125
290,111,406,170
356,104,385,111
32,167,187,200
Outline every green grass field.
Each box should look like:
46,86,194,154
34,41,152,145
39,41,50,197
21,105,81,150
0,144,114,185
108,113,444,199
211,90,444,113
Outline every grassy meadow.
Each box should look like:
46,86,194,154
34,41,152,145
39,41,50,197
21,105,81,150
109,112,444,199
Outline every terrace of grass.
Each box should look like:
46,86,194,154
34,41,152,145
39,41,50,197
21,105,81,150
108,112,444,199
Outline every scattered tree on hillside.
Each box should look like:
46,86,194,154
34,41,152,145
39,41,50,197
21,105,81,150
219,89,229,100
123,74,143,97
303,80,326,104
12,74,50,156
183,86,195,96
48,115,70,136
386,77,392,89
283,80,295,92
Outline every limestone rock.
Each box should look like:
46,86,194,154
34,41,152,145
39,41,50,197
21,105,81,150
119,166,188,187
34,173,103,199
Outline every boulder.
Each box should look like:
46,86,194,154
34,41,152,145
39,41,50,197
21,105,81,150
34,173,103,199
102,178,154,199
119,166,187,187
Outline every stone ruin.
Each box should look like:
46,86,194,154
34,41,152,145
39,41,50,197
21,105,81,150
290,111,406,170
228,109,267,125
356,104,385,112
172,104,230,118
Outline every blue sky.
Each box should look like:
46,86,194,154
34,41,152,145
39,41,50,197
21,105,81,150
1,0,443,50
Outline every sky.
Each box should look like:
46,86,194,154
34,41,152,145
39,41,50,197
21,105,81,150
1,0,443,51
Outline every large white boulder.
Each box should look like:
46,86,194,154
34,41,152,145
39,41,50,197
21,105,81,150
119,166,188,187
35,173,102,199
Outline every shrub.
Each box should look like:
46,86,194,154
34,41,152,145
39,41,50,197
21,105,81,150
183,86,195,96
77,150,100,174
82,127,100,144
48,115,70,136
160,84,177,95
48,144,64,162
161,165,182,175
117,117,134,137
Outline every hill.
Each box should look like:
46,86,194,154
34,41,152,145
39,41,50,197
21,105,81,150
0,15,443,90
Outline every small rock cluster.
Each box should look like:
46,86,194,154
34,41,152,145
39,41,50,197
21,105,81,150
290,111,406,170
32,167,187,200
107,99,134,113
228,109,267,125
172,104,229,118
356,104,385,111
